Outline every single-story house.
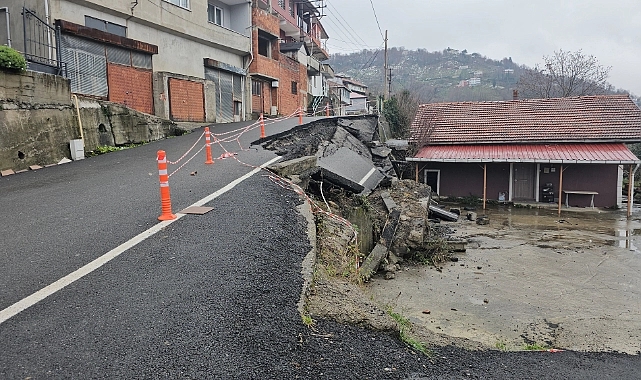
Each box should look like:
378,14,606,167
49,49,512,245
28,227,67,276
407,95,641,213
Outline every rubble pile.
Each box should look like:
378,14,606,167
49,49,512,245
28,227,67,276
256,115,458,280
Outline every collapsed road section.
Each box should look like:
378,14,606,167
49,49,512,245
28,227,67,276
253,115,459,281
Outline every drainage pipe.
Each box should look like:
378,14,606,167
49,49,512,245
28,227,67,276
628,163,640,217
0,8,10,48
71,94,84,146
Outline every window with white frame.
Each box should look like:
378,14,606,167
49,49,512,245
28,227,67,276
289,0,295,17
278,0,285,9
164,0,190,9
208,4,223,26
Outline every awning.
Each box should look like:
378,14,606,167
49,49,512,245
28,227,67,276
408,143,640,164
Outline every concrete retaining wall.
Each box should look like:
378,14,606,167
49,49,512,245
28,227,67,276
1,70,178,172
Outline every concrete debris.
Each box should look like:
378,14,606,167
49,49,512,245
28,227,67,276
467,212,477,221
371,145,392,158
476,215,490,225
429,205,459,222
380,191,398,212
317,147,385,195
267,155,317,177
359,243,389,281
58,157,72,164
1,169,15,176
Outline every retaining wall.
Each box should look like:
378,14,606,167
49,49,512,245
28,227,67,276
1,70,178,172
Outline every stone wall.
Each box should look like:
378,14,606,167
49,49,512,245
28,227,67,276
1,70,178,172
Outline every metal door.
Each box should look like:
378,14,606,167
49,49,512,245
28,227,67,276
513,164,535,200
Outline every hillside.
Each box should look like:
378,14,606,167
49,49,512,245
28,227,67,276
328,47,527,103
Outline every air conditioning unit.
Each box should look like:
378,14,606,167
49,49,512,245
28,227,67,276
271,81,279,88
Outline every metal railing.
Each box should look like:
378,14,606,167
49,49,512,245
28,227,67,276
22,7,66,77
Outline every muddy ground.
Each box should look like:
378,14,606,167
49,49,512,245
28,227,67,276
307,201,641,355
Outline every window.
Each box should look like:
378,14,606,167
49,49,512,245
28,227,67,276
278,0,285,9
257,35,271,58
164,0,190,9
289,0,295,17
291,81,297,95
84,16,126,37
252,81,262,96
208,4,223,26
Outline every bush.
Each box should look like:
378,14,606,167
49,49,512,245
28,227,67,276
0,46,27,72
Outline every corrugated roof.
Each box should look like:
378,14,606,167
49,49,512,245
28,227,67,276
408,143,640,164
410,95,641,144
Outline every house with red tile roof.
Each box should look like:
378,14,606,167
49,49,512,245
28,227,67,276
407,95,641,212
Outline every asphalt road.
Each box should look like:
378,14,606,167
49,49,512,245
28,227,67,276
1,116,640,379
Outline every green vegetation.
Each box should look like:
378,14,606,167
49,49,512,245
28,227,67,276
387,308,429,355
87,142,147,156
495,340,508,351
301,314,314,328
0,46,27,72
523,343,550,351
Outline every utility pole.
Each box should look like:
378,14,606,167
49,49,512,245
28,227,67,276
387,67,392,100
383,30,388,100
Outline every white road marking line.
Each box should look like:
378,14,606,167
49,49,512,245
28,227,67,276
0,156,281,325
358,168,377,186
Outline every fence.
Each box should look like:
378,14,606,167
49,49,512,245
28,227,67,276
22,7,66,77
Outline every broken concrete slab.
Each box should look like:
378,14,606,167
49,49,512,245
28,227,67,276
371,146,392,158
337,116,378,143
317,147,385,195
29,165,43,170
429,205,459,222
1,169,15,176
268,155,317,177
359,243,388,281
380,209,401,247
380,191,398,212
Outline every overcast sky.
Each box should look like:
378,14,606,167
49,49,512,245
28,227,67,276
322,0,641,96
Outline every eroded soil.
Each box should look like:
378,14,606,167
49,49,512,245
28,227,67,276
363,204,641,354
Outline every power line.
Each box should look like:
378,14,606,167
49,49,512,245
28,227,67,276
368,0,385,42
326,1,368,47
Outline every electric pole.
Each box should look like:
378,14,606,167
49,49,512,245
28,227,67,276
383,30,388,100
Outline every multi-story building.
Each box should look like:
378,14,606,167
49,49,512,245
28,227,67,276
4,0,252,123
249,0,329,117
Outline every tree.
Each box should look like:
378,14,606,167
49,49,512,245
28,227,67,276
518,49,611,98
383,90,420,138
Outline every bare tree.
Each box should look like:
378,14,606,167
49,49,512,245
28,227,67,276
518,49,612,98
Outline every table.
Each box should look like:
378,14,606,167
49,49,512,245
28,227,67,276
563,190,598,208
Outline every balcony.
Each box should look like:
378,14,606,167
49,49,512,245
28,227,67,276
307,55,320,74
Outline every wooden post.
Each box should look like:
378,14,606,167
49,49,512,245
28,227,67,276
415,162,419,183
628,164,633,217
557,164,564,216
483,164,487,210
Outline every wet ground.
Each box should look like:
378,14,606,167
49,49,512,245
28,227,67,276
365,204,641,354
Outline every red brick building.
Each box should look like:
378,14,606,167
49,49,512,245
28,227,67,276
249,0,329,117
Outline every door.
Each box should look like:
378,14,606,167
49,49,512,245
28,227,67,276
513,164,535,200
424,169,440,195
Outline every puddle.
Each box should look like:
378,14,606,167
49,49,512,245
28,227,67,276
611,228,641,251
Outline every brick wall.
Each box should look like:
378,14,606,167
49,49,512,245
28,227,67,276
278,55,307,116
107,63,154,114
252,8,280,35
168,78,205,122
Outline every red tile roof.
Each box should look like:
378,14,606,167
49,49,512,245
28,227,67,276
409,143,640,164
410,95,641,144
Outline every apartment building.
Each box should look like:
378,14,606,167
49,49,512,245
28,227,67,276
249,0,329,117
5,0,252,123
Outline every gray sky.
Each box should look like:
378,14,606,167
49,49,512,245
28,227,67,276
323,0,641,96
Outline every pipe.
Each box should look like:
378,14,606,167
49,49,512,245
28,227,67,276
44,0,52,61
627,163,640,217
71,94,84,146
0,7,10,48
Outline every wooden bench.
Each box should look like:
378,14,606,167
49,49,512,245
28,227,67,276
563,190,598,208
